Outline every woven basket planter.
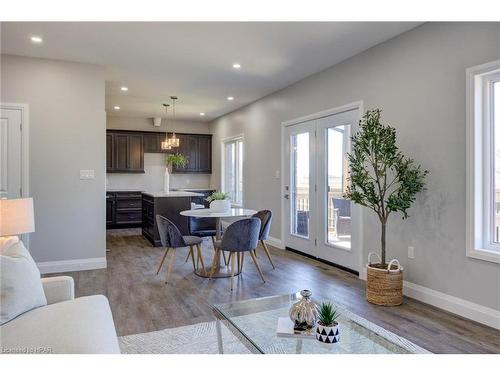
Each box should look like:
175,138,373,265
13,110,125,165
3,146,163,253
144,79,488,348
366,253,403,306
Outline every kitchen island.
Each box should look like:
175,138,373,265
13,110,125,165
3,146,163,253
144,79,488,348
141,191,204,247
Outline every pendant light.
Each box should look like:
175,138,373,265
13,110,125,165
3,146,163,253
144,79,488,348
167,96,180,148
160,103,171,151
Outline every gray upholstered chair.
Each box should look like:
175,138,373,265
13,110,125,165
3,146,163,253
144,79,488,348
252,210,275,269
210,217,263,290
155,215,206,284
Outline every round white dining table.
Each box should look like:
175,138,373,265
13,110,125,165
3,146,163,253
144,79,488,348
180,207,257,278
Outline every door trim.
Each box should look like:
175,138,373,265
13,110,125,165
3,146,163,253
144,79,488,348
0,103,29,198
1,103,30,247
280,101,364,275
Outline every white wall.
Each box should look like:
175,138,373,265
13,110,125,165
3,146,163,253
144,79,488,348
106,116,210,134
1,55,106,269
209,23,500,312
106,116,212,190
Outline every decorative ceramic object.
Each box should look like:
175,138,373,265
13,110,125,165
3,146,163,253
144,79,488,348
316,322,340,344
288,290,318,331
209,199,231,213
163,168,170,193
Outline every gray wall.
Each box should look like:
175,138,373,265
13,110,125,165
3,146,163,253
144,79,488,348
209,23,500,310
1,55,106,263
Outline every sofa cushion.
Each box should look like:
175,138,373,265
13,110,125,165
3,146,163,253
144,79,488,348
0,295,120,354
0,238,47,325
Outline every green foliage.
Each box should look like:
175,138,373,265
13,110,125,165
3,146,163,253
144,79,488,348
206,191,230,203
318,301,339,327
165,153,188,170
344,109,428,265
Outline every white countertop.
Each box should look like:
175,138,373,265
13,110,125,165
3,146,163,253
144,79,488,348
142,191,204,198
180,208,257,218
174,188,215,192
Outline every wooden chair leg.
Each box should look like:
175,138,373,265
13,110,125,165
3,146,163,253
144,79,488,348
209,249,220,278
189,245,196,271
261,240,276,269
184,247,192,263
237,252,241,274
212,236,228,265
250,250,266,283
156,247,170,275
239,253,244,273
196,243,206,275
230,251,236,290
165,248,176,284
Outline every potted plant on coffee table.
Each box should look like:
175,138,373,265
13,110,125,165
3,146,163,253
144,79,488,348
344,109,428,306
206,191,231,212
315,302,340,344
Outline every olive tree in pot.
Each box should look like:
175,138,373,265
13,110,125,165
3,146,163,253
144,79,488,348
344,109,428,306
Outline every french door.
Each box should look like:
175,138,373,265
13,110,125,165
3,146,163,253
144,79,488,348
284,108,360,272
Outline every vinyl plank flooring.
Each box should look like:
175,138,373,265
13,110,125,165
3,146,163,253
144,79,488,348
51,228,500,354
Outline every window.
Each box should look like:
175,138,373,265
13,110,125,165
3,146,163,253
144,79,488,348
222,137,243,206
466,60,500,263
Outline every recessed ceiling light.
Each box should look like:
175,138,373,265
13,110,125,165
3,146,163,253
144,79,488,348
30,36,43,44
232,63,241,69
199,112,205,116
227,96,234,101
120,86,128,92
113,106,120,110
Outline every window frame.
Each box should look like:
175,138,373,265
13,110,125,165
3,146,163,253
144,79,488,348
221,135,244,207
466,59,500,263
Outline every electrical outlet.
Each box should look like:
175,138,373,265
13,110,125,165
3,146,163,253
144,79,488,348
408,246,415,259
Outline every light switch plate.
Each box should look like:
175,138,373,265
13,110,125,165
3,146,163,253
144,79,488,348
408,246,415,259
275,170,280,179
80,169,95,180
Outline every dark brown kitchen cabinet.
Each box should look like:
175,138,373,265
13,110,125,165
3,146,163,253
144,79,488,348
172,134,212,173
106,191,142,229
106,132,144,173
197,135,212,173
106,130,211,174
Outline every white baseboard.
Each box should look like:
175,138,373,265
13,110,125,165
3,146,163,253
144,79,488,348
266,236,284,249
37,257,107,274
359,266,499,329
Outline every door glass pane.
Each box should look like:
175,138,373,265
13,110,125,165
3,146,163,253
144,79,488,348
327,125,351,249
237,140,243,205
225,142,236,201
494,81,500,242
291,132,309,237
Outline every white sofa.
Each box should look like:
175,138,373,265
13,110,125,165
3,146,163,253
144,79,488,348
0,276,120,354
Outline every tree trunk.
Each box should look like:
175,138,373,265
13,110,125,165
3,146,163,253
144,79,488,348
381,221,386,267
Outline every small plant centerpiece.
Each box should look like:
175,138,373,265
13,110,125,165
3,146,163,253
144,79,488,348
315,302,340,344
163,153,188,193
345,109,428,306
206,191,231,212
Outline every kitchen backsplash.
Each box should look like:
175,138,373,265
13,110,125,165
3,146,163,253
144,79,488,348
106,153,212,191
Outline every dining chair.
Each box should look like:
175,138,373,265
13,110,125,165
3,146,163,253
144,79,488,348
187,214,228,265
252,210,275,269
210,217,263,290
155,215,206,284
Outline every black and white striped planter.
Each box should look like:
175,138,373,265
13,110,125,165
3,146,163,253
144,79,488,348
315,323,340,344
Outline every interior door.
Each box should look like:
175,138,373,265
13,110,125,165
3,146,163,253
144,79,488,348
284,108,360,272
0,108,22,199
284,120,317,256
316,110,359,271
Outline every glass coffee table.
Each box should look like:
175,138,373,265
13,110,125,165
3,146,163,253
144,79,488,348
212,293,430,354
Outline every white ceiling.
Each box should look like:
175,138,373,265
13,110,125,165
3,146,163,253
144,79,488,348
1,22,421,121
